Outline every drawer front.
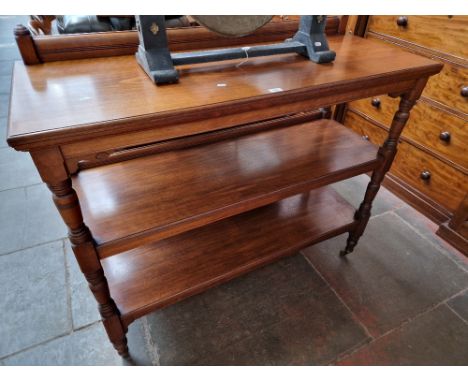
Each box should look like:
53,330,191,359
344,110,387,146
367,16,468,59
344,111,468,212
348,96,468,170
366,35,468,115
424,64,468,115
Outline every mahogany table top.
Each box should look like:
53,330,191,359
7,35,441,148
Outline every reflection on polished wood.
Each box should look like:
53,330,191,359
101,186,356,325
7,35,441,149
7,30,443,357
73,120,379,258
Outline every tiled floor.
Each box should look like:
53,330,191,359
0,16,467,366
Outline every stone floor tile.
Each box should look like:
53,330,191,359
0,74,11,93
0,185,67,255
0,60,14,76
2,323,123,365
0,241,71,358
146,255,368,365
337,305,468,365
0,148,42,191
22,184,67,248
65,242,101,329
146,286,250,365
332,174,405,216
0,44,21,61
127,318,158,366
395,205,468,272
0,93,9,117
447,289,468,322
0,187,26,254
0,117,7,148
0,34,14,44
303,212,468,337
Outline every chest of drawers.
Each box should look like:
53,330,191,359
341,15,468,254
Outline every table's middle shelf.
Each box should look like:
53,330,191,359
72,119,380,258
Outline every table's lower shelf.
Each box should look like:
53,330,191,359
101,185,356,325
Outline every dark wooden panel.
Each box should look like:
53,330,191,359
101,186,356,324
366,34,468,116
73,119,379,257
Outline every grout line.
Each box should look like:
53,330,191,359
0,182,44,194
0,237,68,258
445,302,468,326
62,239,75,331
302,252,375,342
18,186,28,254
388,210,468,275
326,336,371,366
332,285,468,364
0,321,102,361
141,316,160,366
369,209,395,220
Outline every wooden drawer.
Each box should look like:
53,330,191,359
344,110,387,145
348,96,468,170
366,35,468,115
344,111,467,212
367,16,468,60
424,64,468,115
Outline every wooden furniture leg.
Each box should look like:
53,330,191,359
30,148,130,358
340,78,428,256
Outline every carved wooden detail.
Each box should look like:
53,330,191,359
14,24,41,65
30,149,130,358
341,79,427,255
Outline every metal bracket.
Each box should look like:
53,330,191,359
136,15,336,85
292,16,336,63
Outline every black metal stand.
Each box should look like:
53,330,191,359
136,15,336,85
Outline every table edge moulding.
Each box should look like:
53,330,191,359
7,33,442,359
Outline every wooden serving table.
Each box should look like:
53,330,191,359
7,35,442,359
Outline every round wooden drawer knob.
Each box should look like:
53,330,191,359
371,98,381,108
439,131,451,142
420,170,431,181
461,86,468,98
396,16,408,27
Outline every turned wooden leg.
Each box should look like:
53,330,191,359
340,78,428,256
30,149,130,358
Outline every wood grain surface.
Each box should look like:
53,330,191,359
73,119,379,257
367,16,468,60
101,186,356,324
7,35,441,149
366,34,468,115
